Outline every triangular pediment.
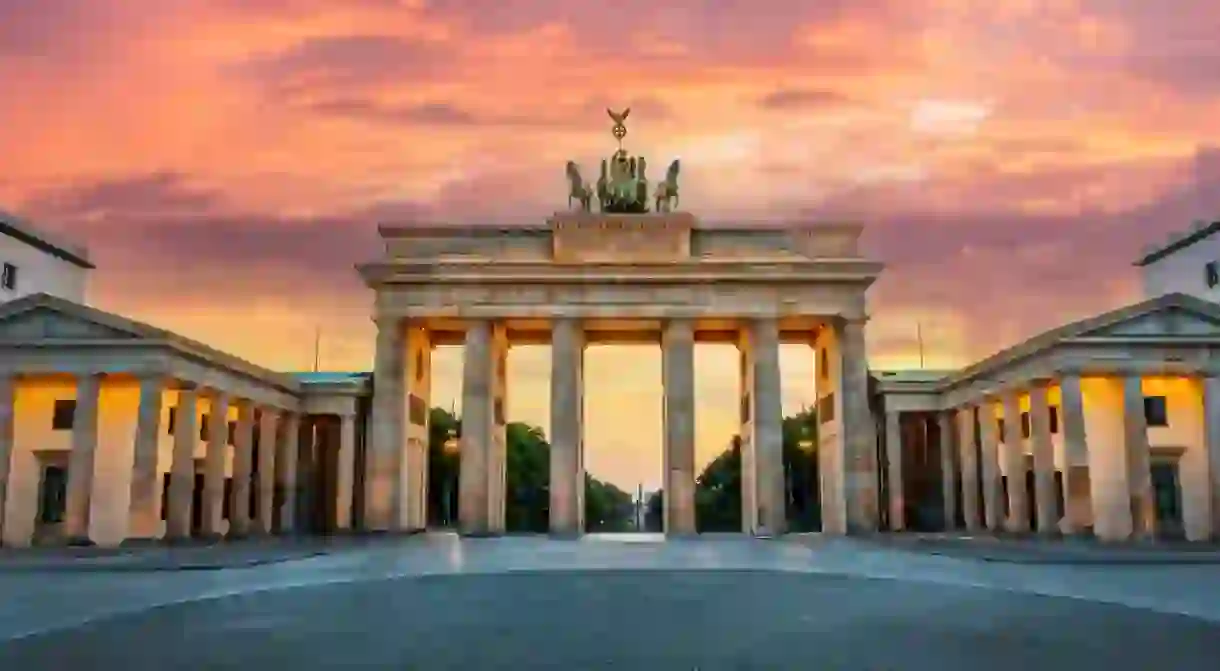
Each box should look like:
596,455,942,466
1073,294,1220,339
0,294,161,341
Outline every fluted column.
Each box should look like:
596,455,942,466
63,374,103,543
1029,383,1058,534
750,318,785,535
0,375,13,543
335,411,357,530
1122,375,1155,539
229,400,255,537
662,318,696,535
837,318,877,533
166,385,198,540
884,410,904,531
460,320,493,535
977,398,1002,531
957,406,981,532
937,411,957,530
365,317,404,532
1000,392,1028,532
127,375,165,541
1058,374,1089,535
550,318,585,535
201,391,229,537
276,412,300,533
487,324,509,534
255,407,277,534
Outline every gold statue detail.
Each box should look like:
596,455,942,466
607,107,630,147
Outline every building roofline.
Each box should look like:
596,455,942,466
0,209,95,269
1134,220,1220,267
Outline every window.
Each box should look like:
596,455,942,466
819,349,829,379
38,465,68,524
167,407,177,435
1049,406,1060,434
51,400,76,430
228,421,237,445
1144,396,1169,427
1,263,16,291
997,418,1006,441
160,474,171,520
1207,261,1220,289
200,414,209,441
1020,412,1031,439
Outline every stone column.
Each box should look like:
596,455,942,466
750,318,785,535
957,406,981,532
487,324,509,534
1121,374,1155,538
662,318,696,535
201,391,229,537
1028,383,1058,534
365,317,404,532
276,412,300,533
127,375,165,541
937,411,958,530
550,318,585,535
402,325,432,532
884,410,904,531
0,375,13,543
1058,374,1090,535
255,408,277,534
166,385,198,541
460,320,493,535
229,400,255,537
335,411,357,530
1203,376,1220,540
1000,392,1028,532
739,329,758,533
976,399,1002,531
837,318,878,533
63,374,102,543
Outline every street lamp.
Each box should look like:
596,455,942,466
442,427,459,527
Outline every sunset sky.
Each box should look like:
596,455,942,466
4,0,1220,490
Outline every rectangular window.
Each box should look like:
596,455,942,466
1049,406,1060,434
167,407,177,435
38,464,68,523
161,473,171,520
1020,412,1031,439
1207,261,1220,289
51,399,76,431
200,414,209,441
1144,396,1169,427
1,262,16,291
228,421,237,445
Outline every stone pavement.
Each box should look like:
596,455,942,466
0,533,1217,668
842,532,1220,565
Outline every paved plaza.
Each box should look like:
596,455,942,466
0,534,1219,669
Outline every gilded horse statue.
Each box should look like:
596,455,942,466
565,161,593,212
654,159,680,212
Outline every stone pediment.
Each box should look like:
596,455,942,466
1074,300,1220,339
0,293,159,341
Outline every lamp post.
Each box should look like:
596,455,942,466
442,427,459,527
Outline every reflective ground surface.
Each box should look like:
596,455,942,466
2,533,1219,669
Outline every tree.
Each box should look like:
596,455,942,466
644,490,663,532
585,476,634,532
505,422,549,532
427,407,460,527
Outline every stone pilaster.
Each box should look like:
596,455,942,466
1058,374,1090,535
460,320,493,535
255,407,277,534
884,410,904,531
276,412,300,534
402,325,432,532
1122,375,1155,539
550,318,585,535
166,385,198,540
957,406,981,532
1000,392,1028,532
487,324,509,534
201,391,229,537
365,317,404,532
837,318,877,533
937,411,958,530
229,400,255,537
127,375,165,541
1028,384,1058,534
750,318,785,535
335,411,357,530
0,375,13,544
63,374,102,543
977,399,1002,531
662,318,696,535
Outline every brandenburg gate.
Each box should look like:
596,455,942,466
355,112,884,537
